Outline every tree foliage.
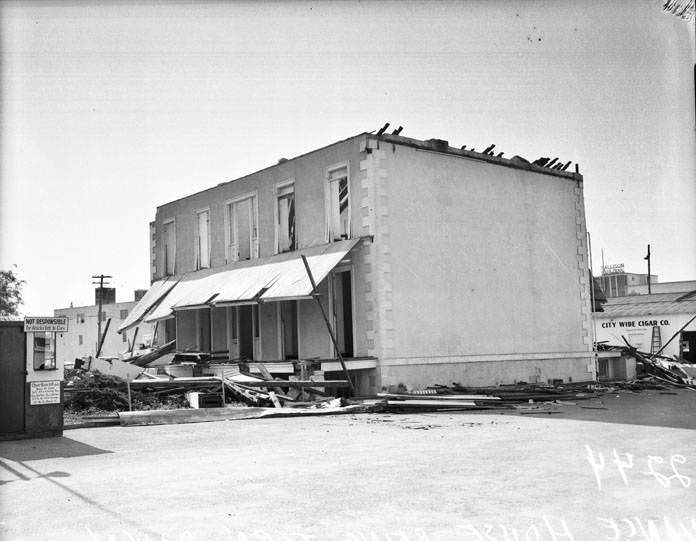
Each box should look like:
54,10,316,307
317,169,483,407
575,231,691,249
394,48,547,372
0,266,25,316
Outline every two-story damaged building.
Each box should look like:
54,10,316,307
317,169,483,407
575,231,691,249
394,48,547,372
119,130,595,393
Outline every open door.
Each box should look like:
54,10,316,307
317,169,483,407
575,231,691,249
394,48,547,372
280,301,299,360
238,305,254,360
332,270,353,357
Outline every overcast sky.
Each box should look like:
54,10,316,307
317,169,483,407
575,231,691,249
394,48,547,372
1,0,694,315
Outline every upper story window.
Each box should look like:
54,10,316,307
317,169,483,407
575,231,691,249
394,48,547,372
163,219,176,276
226,194,259,263
76,313,85,324
119,309,128,320
276,182,296,254
195,209,211,270
327,165,350,241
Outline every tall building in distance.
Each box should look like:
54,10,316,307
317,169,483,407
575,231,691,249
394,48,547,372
597,264,658,298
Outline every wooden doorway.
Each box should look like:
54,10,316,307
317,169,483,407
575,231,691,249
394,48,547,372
332,270,353,357
280,301,299,360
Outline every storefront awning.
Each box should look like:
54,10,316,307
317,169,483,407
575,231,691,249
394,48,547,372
117,278,179,333
143,277,212,323
171,239,359,311
259,241,358,302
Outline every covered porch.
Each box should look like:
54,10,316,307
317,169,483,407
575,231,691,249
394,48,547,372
119,240,377,395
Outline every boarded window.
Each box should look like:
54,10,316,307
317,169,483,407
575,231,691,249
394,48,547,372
163,220,176,275
328,166,350,241
227,196,258,262
276,183,295,253
196,210,211,269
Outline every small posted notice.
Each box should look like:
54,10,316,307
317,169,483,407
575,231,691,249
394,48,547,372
30,381,61,405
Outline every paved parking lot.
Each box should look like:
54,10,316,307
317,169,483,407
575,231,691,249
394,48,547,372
1,392,695,541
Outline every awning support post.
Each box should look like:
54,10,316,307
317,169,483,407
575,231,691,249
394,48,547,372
129,326,139,356
96,317,112,358
151,321,159,348
301,255,355,394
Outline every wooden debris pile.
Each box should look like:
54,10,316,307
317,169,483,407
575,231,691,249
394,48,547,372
64,370,188,412
221,371,354,409
632,349,696,388
371,381,608,413
373,392,510,412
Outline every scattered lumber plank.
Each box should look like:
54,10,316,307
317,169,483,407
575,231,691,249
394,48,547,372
386,399,476,407
378,393,501,401
268,391,282,408
235,380,351,389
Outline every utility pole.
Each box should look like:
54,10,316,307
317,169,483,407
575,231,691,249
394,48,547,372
643,245,651,294
92,274,112,356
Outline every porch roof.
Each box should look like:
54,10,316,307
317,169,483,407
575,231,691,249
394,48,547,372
117,278,179,333
142,239,359,321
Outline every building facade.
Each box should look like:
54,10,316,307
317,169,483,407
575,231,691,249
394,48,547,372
122,131,594,391
55,290,154,366
627,280,696,296
597,264,658,298
595,291,696,361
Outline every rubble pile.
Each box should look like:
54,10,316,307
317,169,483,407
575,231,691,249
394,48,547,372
64,370,190,412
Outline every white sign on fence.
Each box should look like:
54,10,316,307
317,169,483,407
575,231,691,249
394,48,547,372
30,381,61,405
24,316,69,333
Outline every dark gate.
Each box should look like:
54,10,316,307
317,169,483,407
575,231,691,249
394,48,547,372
0,321,26,434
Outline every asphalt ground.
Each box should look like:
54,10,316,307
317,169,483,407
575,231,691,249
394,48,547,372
1,389,695,541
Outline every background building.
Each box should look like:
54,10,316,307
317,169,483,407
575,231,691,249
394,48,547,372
123,130,594,390
627,280,696,296
597,264,658,298
55,288,154,366
595,290,696,362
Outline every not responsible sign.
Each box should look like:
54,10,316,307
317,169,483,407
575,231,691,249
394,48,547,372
24,316,69,333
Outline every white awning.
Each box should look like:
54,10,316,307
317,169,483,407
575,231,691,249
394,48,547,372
117,278,179,333
259,240,358,302
171,239,359,310
144,277,212,323
168,271,233,311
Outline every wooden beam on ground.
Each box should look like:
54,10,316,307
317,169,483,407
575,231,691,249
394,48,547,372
385,399,477,407
378,393,501,401
252,362,273,380
234,379,351,389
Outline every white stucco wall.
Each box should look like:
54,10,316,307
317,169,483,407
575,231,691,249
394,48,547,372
365,142,593,387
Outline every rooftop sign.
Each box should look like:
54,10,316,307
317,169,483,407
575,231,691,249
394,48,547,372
24,316,69,333
602,264,625,275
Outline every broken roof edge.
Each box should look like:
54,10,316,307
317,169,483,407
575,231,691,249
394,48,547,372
372,133,582,182
156,131,370,210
